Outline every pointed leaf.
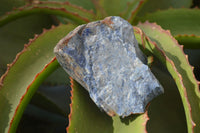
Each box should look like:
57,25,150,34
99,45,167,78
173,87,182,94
47,0,96,11
137,8,200,36
0,1,95,26
33,1,95,21
112,113,148,133
0,24,76,132
67,78,148,133
44,67,70,85
98,0,138,16
0,0,25,16
136,8,200,48
0,14,55,76
147,62,187,133
134,22,200,133
121,0,147,23
137,0,192,16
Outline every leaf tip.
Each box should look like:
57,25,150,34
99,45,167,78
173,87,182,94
42,28,47,32
185,54,189,60
34,34,39,38
51,25,56,29
180,44,184,49
191,66,194,71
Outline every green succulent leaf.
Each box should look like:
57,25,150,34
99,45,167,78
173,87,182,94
0,14,55,76
0,0,26,16
67,78,148,133
112,114,148,133
96,0,146,19
98,0,130,16
136,8,200,36
18,84,72,132
44,66,70,85
121,0,147,23
134,22,200,133
47,0,96,11
136,8,200,48
0,1,95,27
137,0,192,16
33,1,95,21
147,64,187,133
0,24,76,132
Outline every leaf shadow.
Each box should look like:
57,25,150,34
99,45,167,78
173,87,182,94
119,114,140,125
0,93,12,133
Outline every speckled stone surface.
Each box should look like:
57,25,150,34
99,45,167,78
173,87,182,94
54,16,164,117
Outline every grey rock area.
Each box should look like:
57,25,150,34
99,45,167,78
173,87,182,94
54,16,164,117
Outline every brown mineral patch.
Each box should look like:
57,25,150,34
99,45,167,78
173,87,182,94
102,17,114,29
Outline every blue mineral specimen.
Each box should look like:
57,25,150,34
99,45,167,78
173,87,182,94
54,16,164,117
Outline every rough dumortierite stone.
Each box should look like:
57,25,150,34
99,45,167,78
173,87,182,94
54,16,164,117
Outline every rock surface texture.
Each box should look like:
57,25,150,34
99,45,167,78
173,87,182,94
54,16,164,117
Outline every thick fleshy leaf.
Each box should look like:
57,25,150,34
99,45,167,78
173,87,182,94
0,58,59,133
184,49,200,81
32,1,95,21
67,78,148,133
97,0,142,16
0,24,76,132
147,61,187,133
0,0,25,15
17,84,71,132
137,0,192,16
47,0,95,11
136,8,200,36
0,1,95,26
136,8,200,48
0,0,56,76
121,0,147,23
134,23,200,133
18,79,72,132
0,14,55,76
44,66,70,85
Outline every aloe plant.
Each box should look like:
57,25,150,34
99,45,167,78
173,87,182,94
0,0,200,133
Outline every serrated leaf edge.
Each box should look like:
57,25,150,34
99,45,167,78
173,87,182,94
0,25,58,88
41,1,95,15
142,21,200,93
8,57,58,132
66,77,74,132
0,24,68,132
68,78,149,133
137,8,200,24
175,34,200,49
134,25,197,132
0,1,93,26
